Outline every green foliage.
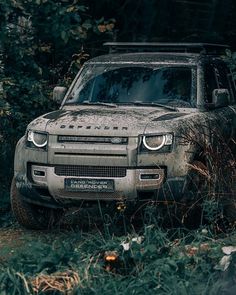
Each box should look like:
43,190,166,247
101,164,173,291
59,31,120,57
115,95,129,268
0,223,233,295
0,0,115,191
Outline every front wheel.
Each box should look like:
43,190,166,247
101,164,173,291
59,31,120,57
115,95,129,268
11,178,63,230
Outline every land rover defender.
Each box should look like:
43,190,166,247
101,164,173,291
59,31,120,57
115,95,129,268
11,43,236,229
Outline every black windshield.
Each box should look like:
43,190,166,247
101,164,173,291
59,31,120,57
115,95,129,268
66,65,194,108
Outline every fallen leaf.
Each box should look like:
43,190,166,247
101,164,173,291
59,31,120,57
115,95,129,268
222,246,236,255
215,255,231,271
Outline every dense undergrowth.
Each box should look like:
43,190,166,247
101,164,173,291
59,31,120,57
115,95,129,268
0,207,235,295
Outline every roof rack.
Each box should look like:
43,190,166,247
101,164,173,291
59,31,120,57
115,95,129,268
103,42,230,55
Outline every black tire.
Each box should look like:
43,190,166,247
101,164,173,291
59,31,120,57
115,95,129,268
222,199,236,225
11,178,63,230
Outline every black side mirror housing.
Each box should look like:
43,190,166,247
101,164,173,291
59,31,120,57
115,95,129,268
53,86,67,105
212,89,230,108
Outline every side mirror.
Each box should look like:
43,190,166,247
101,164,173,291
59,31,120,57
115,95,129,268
212,89,230,108
53,86,67,104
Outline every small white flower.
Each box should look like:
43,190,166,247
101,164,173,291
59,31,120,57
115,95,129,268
131,236,143,244
121,242,130,251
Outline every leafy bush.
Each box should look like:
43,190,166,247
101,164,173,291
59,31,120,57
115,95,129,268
0,0,115,196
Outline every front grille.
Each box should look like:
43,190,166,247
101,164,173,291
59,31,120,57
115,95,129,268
54,165,127,178
58,135,128,144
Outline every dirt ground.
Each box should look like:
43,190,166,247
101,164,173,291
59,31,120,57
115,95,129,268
0,224,70,262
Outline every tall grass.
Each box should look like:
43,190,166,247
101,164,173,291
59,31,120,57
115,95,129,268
0,209,235,295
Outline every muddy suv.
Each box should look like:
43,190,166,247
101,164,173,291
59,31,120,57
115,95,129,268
11,43,236,229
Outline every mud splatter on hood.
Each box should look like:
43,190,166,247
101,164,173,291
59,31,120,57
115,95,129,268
28,106,195,136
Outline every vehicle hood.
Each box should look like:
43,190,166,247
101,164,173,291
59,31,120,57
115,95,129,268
27,106,197,136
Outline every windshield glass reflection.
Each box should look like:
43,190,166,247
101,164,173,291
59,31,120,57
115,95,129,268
66,65,194,108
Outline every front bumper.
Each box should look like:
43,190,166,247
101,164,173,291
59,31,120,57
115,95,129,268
29,164,165,203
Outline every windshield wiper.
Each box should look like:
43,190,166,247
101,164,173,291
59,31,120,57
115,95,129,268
80,101,117,108
130,101,178,112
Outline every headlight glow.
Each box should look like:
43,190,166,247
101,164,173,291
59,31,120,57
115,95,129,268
27,130,48,148
143,134,173,151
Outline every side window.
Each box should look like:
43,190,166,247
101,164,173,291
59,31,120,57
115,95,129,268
227,70,236,103
204,64,217,103
215,64,230,88
215,63,235,103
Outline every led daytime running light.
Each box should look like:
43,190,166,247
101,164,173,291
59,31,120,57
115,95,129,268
28,131,48,148
143,135,166,151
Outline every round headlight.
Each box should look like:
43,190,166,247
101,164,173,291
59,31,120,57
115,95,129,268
143,135,166,151
28,131,48,148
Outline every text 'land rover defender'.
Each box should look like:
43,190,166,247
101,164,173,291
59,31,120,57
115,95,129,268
11,43,236,229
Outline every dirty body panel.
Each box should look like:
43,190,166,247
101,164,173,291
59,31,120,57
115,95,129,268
13,46,236,209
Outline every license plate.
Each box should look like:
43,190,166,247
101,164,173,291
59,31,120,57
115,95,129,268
65,178,114,192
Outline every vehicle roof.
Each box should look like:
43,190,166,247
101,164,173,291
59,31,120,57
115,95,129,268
86,52,220,65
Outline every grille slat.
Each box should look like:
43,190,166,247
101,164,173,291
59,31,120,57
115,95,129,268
55,165,127,178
